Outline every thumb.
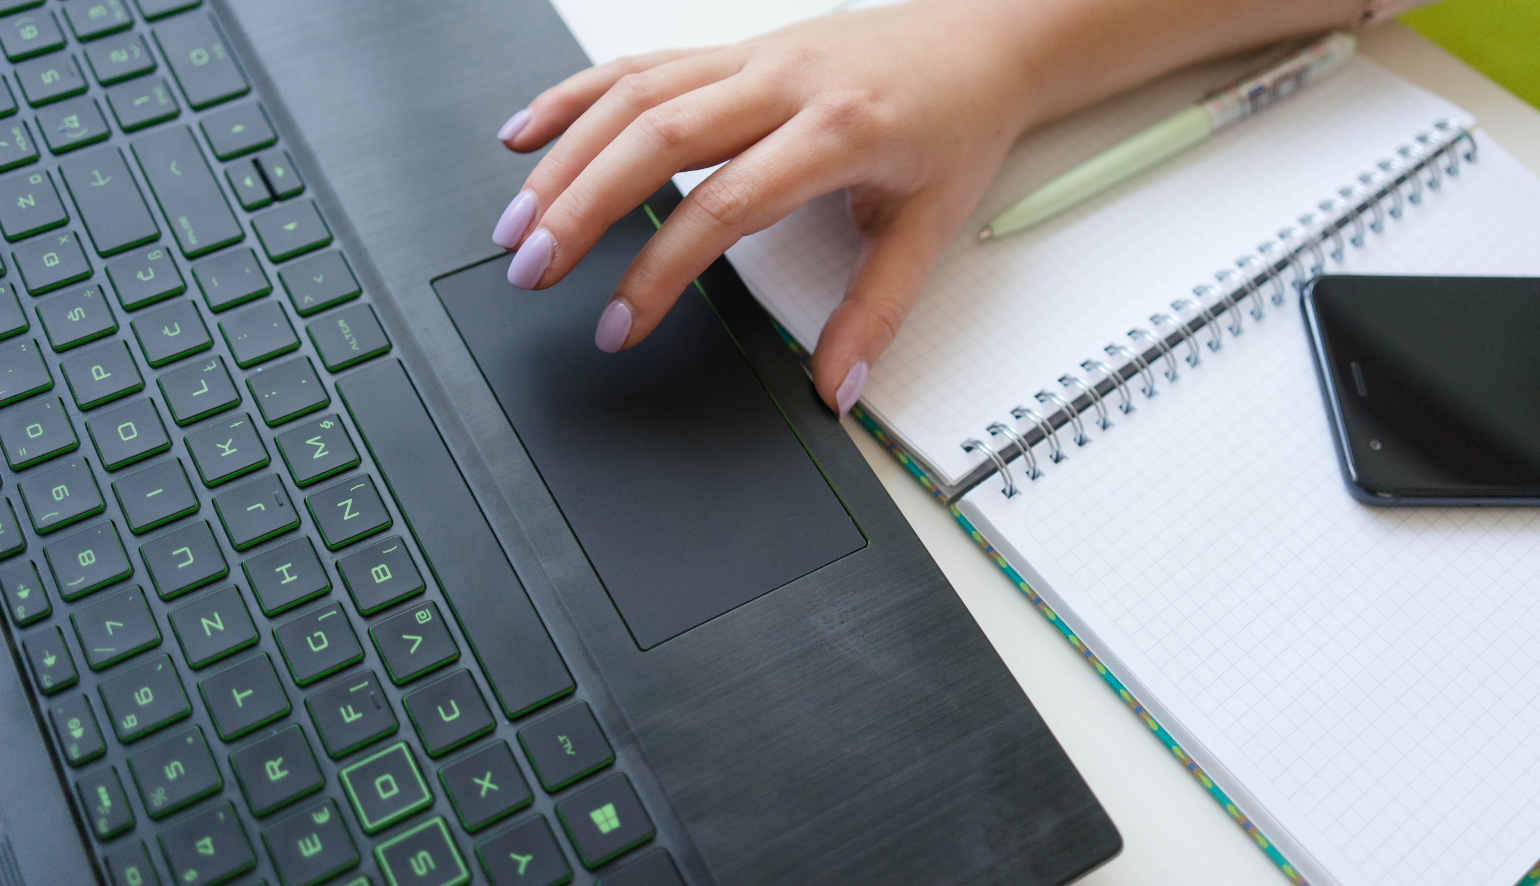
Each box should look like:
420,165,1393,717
809,196,951,416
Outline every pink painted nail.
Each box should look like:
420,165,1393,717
506,228,554,289
835,360,868,416
492,189,538,249
497,107,531,143
594,299,633,353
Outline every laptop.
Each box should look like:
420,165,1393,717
0,0,1121,883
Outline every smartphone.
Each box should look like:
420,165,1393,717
1301,274,1540,505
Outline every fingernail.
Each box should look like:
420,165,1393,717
492,189,538,249
506,228,554,289
594,299,633,353
835,360,868,416
497,107,531,143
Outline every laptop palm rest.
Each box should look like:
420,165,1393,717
435,208,865,649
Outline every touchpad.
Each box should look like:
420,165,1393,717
435,209,865,649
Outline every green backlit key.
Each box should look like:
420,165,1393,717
306,671,396,759
59,146,160,257
77,765,134,840
37,282,116,351
106,245,184,310
200,103,274,160
0,78,11,117
86,396,170,469
158,800,256,886
278,250,358,317
14,230,90,294
99,652,188,741
340,741,431,834
254,149,302,199
129,725,221,818
252,200,330,262
158,355,239,425
132,299,212,366
105,76,178,131
84,32,154,85
275,602,361,686
61,339,143,409
0,168,67,241
0,119,37,170
37,96,110,154
168,584,257,668
249,355,327,426
555,772,655,870
229,723,323,817
306,474,390,551
310,304,390,372
186,413,267,486
105,844,158,886
519,701,614,793
242,535,328,616
199,652,289,740
275,413,358,488
403,669,493,758
0,338,52,404
220,300,297,367
376,817,469,886
264,797,360,886
0,558,47,625
192,247,268,312
225,157,267,211
153,13,247,110
49,692,106,766
0,498,22,560
15,54,87,106
132,125,241,258
0,283,26,338
440,740,531,833
139,519,226,599
0,395,77,468
61,0,133,41
476,816,570,886
19,456,104,532
112,456,199,533
71,582,159,669
371,601,458,686
337,535,423,615
0,10,64,61
25,624,77,693
45,519,132,601
211,472,297,549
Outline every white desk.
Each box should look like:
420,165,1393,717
546,4,1540,881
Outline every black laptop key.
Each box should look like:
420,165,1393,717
200,652,288,740
220,300,297,367
136,0,199,19
310,304,390,372
72,584,158,669
60,146,159,256
441,740,530,834
62,339,142,408
597,849,685,886
278,250,358,317
0,168,66,241
1,558,47,624
158,800,255,886
0,10,63,61
376,817,468,886
0,395,76,467
61,0,133,41
14,229,90,294
128,724,221,817
252,200,330,262
37,96,110,154
556,772,655,870
0,337,50,404
105,842,160,886
0,119,36,172
50,692,106,766
132,299,211,366
275,413,357,487
19,456,104,532
0,283,24,338
275,602,360,685
0,78,11,117
306,474,388,551
200,103,274,160
100,652,188,741
211,472,296,549
46,519,131,601
86,397,170,469
230,723,323,817
106,245,184,310
225,161,267,215
153,14,245,110
192,247,267,312
372,601,457,686
242,535,327,615
249,355,326,426
264,797,359,886
186,412,265,485
477,816,569,886
254,149,302,199
105,76,179,131
37,282,116,351
84,32,155,85
338,535,423,615
339,360,574,717
519,701,614,792
77,764,134,839
306,670,396,758
404,668,492,758
113,457,198,533
0,498,21,560
25,624,77,694
169,584,256,668
338,740,431,834
140,518,225,599
132,126,240,258
158,356,238,424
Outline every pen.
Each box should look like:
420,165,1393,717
979,31,1358,241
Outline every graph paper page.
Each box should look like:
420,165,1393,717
961,131,1540,886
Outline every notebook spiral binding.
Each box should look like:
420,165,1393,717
964,117,1479,498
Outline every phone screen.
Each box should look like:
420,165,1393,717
1304,275,1540,500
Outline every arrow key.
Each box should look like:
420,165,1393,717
370,601,458,686
199,103,275,161
71,584,160,670
224,157,269,211
252,200,329,262
253,149,302,200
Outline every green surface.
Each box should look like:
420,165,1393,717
1403,0,1540,109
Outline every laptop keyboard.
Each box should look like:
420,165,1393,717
0,2,677,884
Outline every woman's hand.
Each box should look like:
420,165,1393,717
492,0,1042,414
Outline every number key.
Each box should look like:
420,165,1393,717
274,602,361,686
84,32,154,85
371,601,457,686
0,395,76,468
104,76,178,131
158,801,257,886
0,337,52,404
19,456,104,532
44,518,131,601
99,652,189,741
61,0,133,42
0,168,66,241
15,54,86,107
1,11,64,61
0,119,38,171
37,95,110,154
70,583,159,672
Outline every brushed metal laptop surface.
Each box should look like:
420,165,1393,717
211,1,1122,882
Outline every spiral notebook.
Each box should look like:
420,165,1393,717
679,53,1540,886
